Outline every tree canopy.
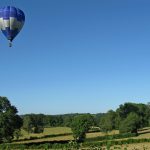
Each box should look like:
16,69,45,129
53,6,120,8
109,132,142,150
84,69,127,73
0,97,23,142
71,114,94,142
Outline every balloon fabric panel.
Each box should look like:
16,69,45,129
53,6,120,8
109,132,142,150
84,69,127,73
0,6,25,41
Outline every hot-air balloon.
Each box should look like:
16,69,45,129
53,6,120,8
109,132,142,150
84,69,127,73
0,6,25,47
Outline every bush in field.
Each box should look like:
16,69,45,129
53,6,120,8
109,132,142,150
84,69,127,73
0,97,23,142
71,114,94,142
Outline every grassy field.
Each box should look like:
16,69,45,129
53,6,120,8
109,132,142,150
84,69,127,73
20,127,72,139
16,127,150,141
20,127,119,139
15,127,119,144
103,143,150,150
12,127,150,149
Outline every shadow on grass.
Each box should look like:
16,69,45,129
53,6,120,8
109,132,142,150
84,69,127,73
138,130,150,136
13,133,72,142
138,127,150,132
23,140,71,146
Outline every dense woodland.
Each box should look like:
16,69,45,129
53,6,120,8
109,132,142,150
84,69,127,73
22,113,102,130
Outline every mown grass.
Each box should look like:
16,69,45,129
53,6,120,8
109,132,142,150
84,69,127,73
101,143,150,150
13,126,150,150
86,130,119,138
119,143,150,150
20,127,72,139
16,127,119,144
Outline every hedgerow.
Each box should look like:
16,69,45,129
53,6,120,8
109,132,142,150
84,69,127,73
86,132,137,142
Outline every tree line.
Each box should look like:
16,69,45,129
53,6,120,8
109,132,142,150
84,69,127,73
1,96,150,143
21,113,102,133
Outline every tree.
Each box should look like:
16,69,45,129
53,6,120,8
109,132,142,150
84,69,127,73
116,102,150,129
71,114,94,142
22,115,33,133
136,104,150,128
63,115,73,127
116,103,139,119
119,112,140,134
100,110,116,133
14,129,22,140
31,114,44,133
0,97,23,142
94,113,105,127
23,114,44,133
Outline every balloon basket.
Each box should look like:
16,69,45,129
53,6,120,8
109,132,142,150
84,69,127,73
8,40,12,47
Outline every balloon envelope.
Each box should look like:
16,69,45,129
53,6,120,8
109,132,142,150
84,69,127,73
0,6,25,42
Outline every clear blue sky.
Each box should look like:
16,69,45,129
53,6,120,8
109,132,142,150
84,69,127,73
0,0,150,114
